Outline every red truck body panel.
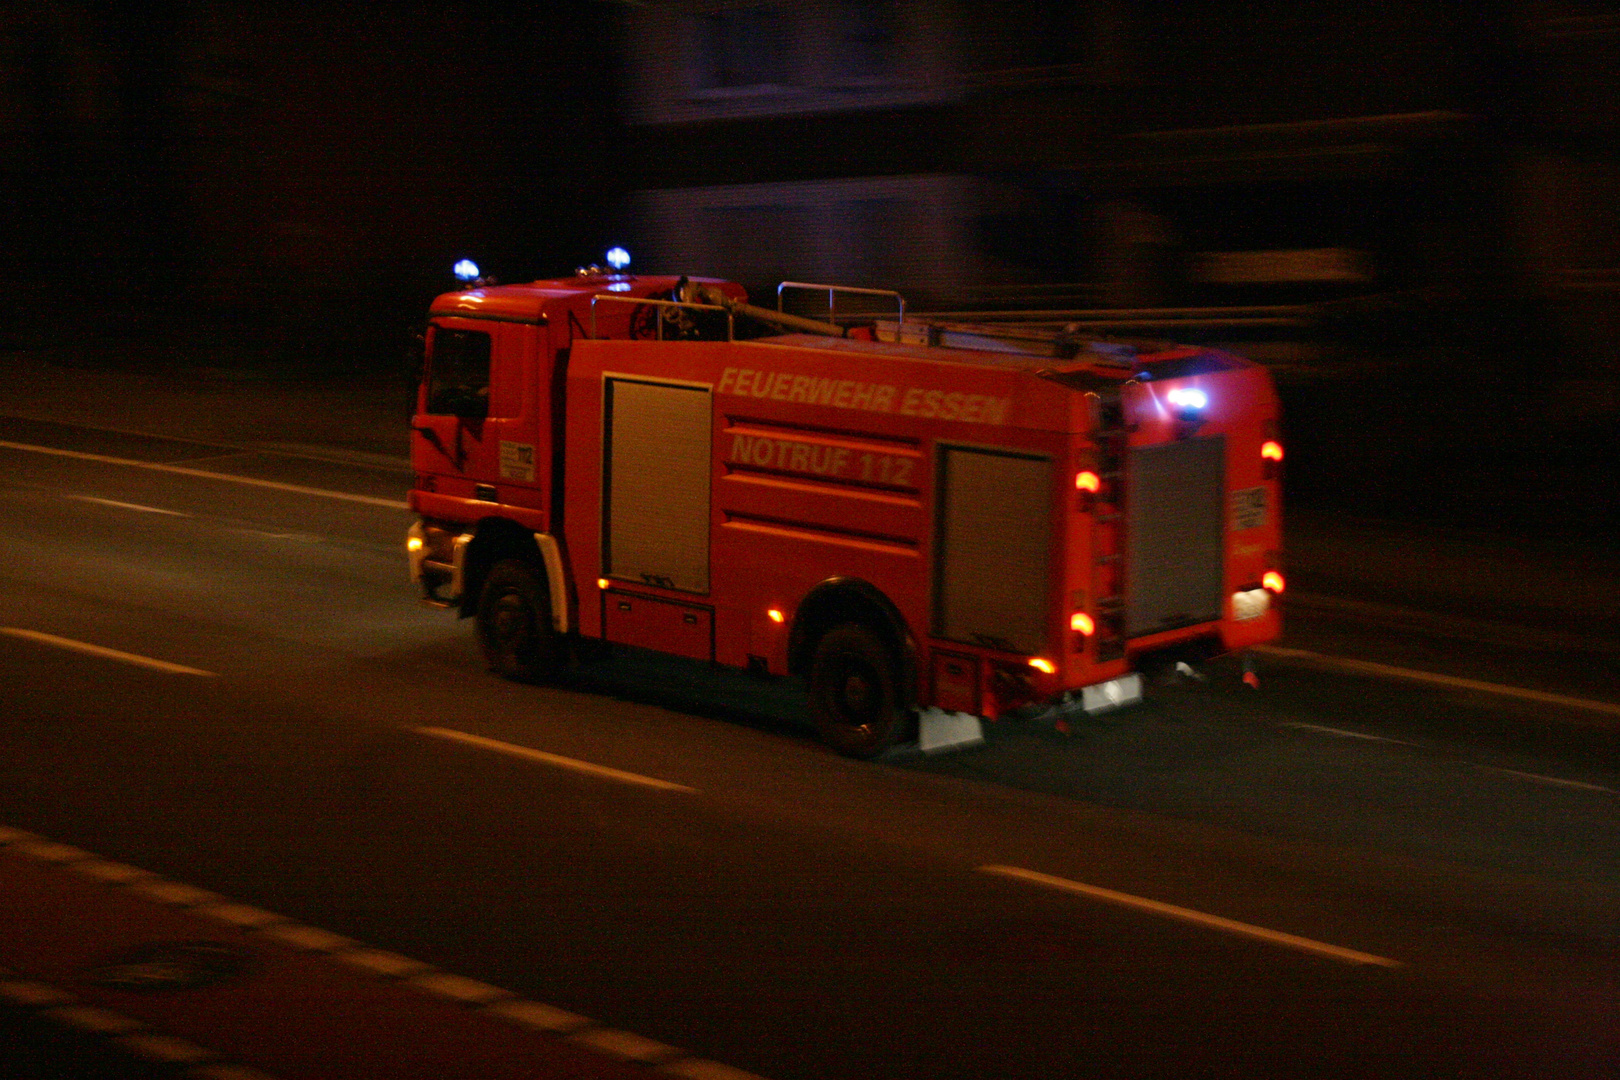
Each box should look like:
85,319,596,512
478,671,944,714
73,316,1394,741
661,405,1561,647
409,272,1282,725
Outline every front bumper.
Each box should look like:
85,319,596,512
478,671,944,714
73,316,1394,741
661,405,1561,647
407,520,469,607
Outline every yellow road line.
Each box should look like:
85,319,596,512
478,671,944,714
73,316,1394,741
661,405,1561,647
979,864,1402,968
1256,645,1620,720
0,440,407,510
415,727,699,794
0,628,216,677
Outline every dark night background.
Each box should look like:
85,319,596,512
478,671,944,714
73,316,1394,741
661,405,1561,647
1,9,1618,1077
4,1,1617,532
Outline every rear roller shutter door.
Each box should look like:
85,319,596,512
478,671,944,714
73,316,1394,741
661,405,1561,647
1125,436,1225,637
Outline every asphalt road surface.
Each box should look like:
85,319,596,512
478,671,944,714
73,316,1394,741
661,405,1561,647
0,411,1615,1080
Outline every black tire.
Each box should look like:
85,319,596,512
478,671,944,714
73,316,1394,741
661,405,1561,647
808,623,910,758
476,559,558,682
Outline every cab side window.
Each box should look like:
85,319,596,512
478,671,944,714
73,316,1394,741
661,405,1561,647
425,328,492,418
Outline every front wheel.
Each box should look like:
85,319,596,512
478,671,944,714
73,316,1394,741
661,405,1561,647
476,559,559,682
808,623,910,758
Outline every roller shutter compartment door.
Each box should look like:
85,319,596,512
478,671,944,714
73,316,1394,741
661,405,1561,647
935,447,1052,655
1125,436,1225,638
603,379,712,594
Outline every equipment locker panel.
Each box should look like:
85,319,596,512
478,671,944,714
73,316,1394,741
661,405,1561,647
935,446,1052,655
603,378,711,593
602,590,714,662
1125,436,1225,637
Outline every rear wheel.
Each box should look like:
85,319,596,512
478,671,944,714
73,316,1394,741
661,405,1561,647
808,623,909,758
476,559,559,681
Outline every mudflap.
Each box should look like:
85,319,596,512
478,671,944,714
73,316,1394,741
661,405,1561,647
1080,672,1145,714
916,707,986,754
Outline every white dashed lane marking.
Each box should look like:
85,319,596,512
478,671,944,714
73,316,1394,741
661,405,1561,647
978,864,1403,968
67,494,191,516
0,628,216,677
1281,721,1420,746
1470,764,1616,795
1257,644,1620,720
1281,722,1614,795
416,726,700,794
0,439,408,510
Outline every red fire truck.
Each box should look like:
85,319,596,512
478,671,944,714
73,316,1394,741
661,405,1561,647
408,261,1284,756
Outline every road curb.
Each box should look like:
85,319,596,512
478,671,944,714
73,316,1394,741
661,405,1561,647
0,824,774,1080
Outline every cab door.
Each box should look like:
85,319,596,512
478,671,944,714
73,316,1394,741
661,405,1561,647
413,319,537,511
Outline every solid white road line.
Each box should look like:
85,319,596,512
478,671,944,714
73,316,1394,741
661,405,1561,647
978,864,1403,968
415,727,699,794
67,495,191,517
0,628,217,677
1256,644,1620,720
0,439,408,510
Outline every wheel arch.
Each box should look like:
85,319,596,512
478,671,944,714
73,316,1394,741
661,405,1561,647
458,516,543,619
788,577,918,704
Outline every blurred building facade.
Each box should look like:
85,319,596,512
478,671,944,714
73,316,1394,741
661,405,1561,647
2,0,1616,403
616,2,1620,390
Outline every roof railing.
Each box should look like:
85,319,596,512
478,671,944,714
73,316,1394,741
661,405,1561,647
777,281,905,327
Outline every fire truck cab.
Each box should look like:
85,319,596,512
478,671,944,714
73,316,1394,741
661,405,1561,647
408,265,1283,756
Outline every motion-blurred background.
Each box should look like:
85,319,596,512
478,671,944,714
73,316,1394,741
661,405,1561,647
5,1,1616,529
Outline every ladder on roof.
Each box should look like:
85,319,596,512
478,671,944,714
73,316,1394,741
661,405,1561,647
773,279,1148,363
872,317,1142,365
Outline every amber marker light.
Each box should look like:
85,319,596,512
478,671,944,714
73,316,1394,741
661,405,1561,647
1263,571,1286,594
1075,471,1101,492
1261,441,1284,462
1028,657,1057,675
597,578,610,590
767,608,785,623
406,536,424,552
1070,612,1095,635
